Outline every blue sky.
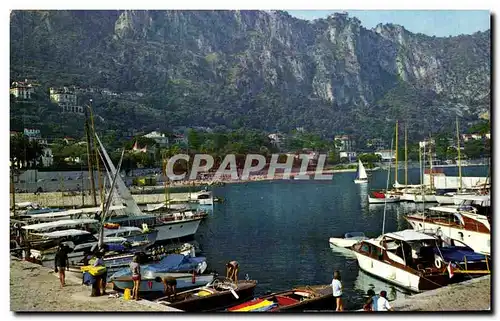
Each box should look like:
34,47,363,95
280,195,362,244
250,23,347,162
288,10,490,37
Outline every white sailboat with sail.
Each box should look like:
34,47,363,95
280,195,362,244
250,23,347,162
354,159,368,184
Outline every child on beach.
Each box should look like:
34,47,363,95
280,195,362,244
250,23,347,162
331,271,344,311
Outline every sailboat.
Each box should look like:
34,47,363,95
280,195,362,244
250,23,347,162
354,159,368,184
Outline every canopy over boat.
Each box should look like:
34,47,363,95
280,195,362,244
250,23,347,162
24,205,127,219
383,230,436,242
22,219,99,231
15,202,39,209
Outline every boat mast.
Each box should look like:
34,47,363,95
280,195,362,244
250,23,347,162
84,106,98,206
419,143,422,186
10,168,16,216
428,135,434,191
163,157,170,209
405,124,408,186
456,117,462,192
382,136,394,235
89,103,105,209
395,120,399,185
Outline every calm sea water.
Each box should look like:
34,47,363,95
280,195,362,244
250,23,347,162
191,166,488,310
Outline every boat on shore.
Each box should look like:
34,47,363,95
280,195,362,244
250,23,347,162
227,285,334,312
156,277,257,312
112,272,216,294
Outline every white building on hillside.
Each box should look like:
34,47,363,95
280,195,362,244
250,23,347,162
10,80,35,99
144,131,169,147
375,150,395,162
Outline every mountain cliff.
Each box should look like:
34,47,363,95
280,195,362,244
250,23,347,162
10,10,491,139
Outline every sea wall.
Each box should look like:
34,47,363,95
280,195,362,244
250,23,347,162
391,275,491,311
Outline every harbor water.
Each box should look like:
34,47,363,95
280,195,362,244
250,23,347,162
191,166,488,310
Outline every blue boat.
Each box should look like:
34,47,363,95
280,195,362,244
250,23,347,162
110,253,208,280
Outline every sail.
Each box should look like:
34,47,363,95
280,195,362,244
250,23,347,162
357,160,368,180
94,133,143,217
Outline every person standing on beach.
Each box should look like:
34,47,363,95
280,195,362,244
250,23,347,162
331,271,344,311
363,289,378,311
54,244,69,288
376,291,394,311
130,255,141,300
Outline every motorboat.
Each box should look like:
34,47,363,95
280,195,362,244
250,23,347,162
329,232,368,248
351,230,450,292
405,201,490,256
156,277,257,312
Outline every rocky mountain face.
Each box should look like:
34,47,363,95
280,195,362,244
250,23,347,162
10,10,491,139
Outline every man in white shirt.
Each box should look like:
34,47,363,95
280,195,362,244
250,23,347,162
377,291,394,311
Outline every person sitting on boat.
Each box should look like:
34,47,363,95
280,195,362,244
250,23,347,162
376,291,394,311
161,276,177,299
226,261,239,283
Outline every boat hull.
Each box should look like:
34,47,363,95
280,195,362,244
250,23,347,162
228,286,334,312
162,282,257,312
413,194,437,203
155,218,202,242
112,274,215,293
435,195,455,205
368,196,400,204
354,179,368,184
328,237,363,248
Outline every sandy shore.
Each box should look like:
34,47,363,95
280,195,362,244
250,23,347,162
10,258,181,312
391,275,491,311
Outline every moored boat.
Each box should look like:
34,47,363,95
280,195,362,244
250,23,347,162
329,232,367,248
156,277,257,312
227,285,334,312
112,272,216,294
368,192,400,204
405,203,490,256
351,230,450,292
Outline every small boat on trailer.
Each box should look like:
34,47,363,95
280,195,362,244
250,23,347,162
227,285,333,312
156,277,257,312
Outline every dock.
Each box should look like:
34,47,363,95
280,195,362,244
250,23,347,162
10,258,182,312
391,275,491,311
11,192,195,208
